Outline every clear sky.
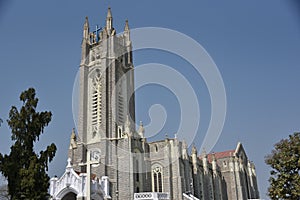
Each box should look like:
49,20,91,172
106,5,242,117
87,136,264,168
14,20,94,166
0,1,300,199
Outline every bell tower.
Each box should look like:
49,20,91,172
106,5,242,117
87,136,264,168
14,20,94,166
69,8,149,200
78,8,135,144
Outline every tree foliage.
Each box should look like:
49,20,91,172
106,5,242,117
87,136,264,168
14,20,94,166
0,88,57,200
265,132,300,199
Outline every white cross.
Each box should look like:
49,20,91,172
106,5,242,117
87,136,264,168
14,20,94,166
79,149,100,199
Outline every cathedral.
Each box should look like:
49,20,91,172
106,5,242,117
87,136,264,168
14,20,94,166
49,8,260,200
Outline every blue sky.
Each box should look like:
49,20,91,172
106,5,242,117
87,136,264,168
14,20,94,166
0,1,300,199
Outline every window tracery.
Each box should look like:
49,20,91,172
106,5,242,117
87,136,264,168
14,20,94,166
152,165,163,192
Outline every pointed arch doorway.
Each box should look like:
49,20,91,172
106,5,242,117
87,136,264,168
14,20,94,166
62,192,77,200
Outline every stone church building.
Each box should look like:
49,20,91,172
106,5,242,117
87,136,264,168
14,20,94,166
49,8,260,200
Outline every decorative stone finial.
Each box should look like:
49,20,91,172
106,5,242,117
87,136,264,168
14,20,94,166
125,19,129,31
191,144,197,155
211,153,217,172
83,16,89,40
106,7,113,33
84,16,89,25
165,133,168,138
107,7,112,18
182,140,188,159
202,148,207,157
67,158,72,168
191,144,198,166
211,153,216,161
138,121,145,138
182,140,187,149
84,16,89,30
70,128,77,149
71,128,76,139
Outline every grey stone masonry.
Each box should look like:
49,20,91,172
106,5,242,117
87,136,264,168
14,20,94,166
52,8,260,200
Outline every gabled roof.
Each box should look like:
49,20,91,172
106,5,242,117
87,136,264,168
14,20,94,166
234,142,248,160
200,142,248,163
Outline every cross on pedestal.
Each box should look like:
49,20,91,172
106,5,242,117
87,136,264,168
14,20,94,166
79,149,100,199
94,25,102,43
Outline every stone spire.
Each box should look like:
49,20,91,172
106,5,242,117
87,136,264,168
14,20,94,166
138,121,145,138
124,19,129,32
107,7,112,18
106,7,113,32
81,17,90,65
83,16,89,40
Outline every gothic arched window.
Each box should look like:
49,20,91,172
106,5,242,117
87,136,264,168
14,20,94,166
91,69,102,137
152,165,163,192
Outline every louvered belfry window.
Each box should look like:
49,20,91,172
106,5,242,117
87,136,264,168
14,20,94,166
91,70,102,137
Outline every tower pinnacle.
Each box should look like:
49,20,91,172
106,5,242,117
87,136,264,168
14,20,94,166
125,19,129,31
107,7,112,18
83,16,89,40
138,121,145,138
84,16,89,27
182,140,188,159
106,7,113,31
191,144,197,155
124,19,131,46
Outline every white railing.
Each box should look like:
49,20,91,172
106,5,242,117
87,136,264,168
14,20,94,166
134,192,169,200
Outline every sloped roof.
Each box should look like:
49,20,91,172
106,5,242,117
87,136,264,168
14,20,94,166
206,149,235,163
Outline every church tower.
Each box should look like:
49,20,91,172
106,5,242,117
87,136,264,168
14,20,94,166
78,7,135,144
68,8,149,199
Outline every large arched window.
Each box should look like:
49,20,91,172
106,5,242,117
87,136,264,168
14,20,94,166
152,165,163,192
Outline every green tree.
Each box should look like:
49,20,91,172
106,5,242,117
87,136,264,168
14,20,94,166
265,132,300,199
0,88,56,200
